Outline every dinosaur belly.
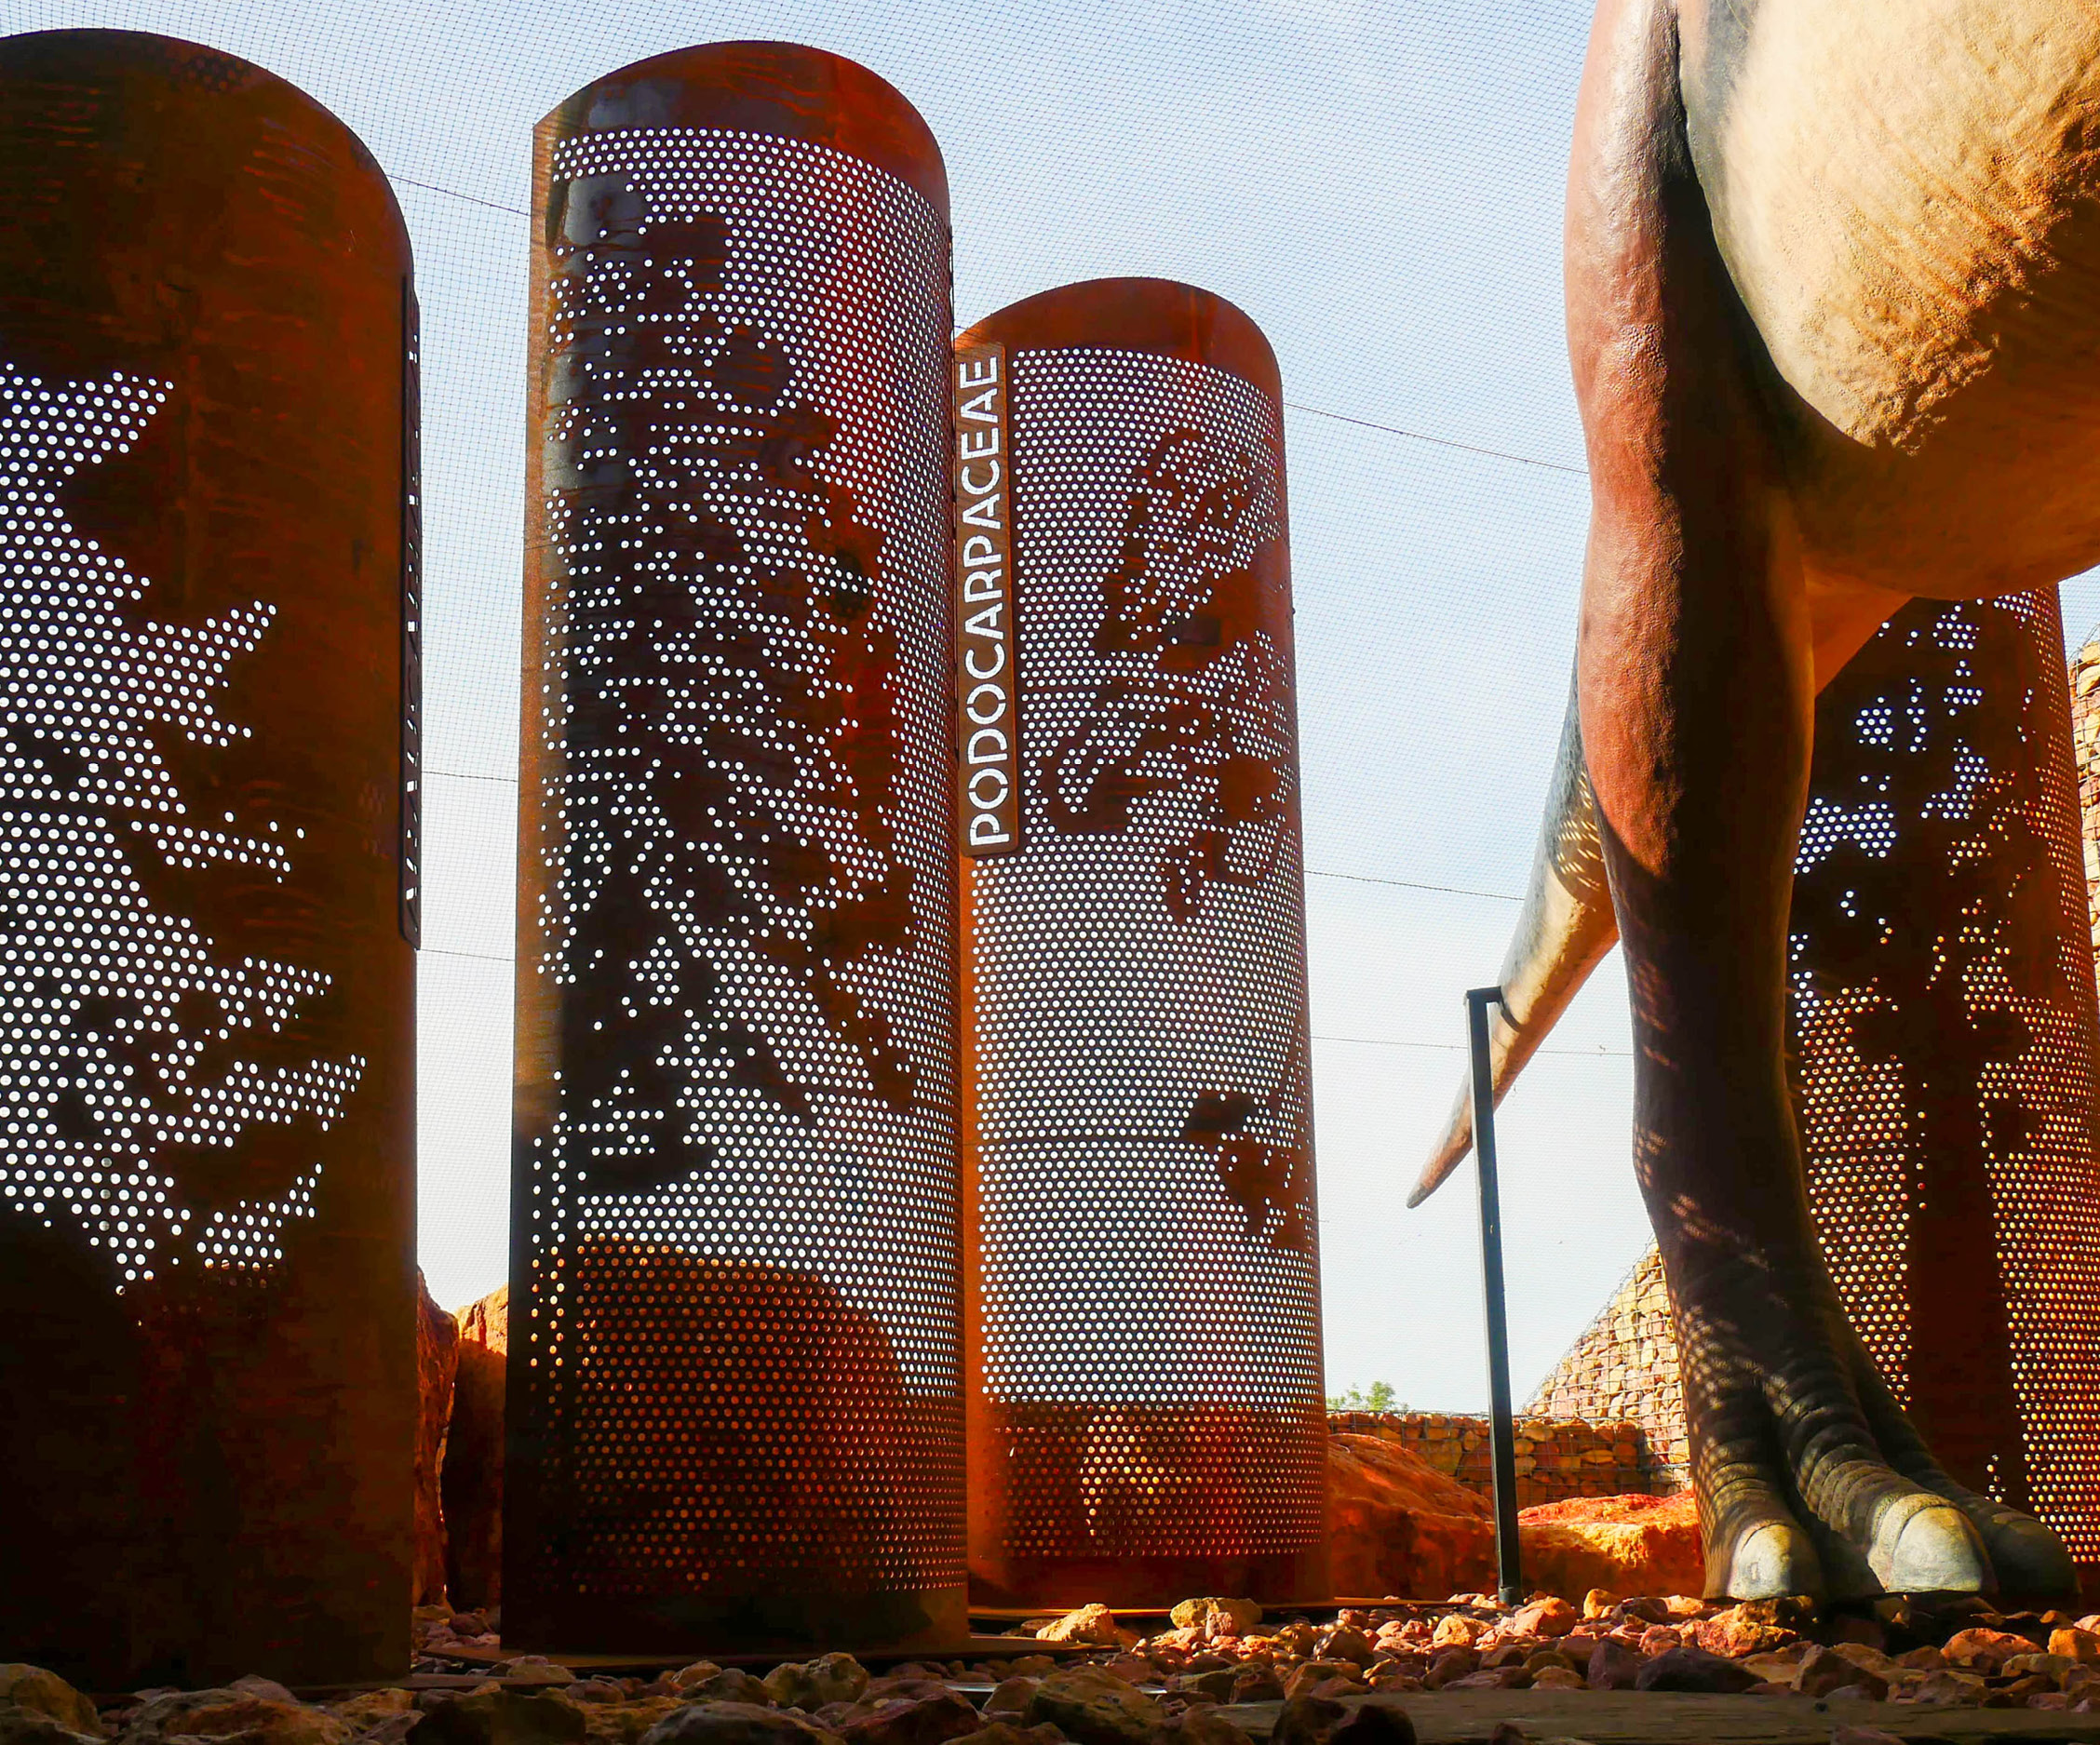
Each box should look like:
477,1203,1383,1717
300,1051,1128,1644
1683,0,2100,594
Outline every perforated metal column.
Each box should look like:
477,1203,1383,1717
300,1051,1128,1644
1793,588,2100,1579
956,280,1327,1609
510,43,966,1652
0,30,419,1687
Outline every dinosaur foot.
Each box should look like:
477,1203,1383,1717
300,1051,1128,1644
1689,1309,2076,1603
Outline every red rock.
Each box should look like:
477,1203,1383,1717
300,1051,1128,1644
1428,1617,1487,1650
0,1670,101,1738
494,1660,574,1688
665,1665,722,1694
2054,1628,2100,1662
1160,1712,1256,1745
1021,1668,1165,1745
1327,1702,1415,1745
1944,1629,2039,1671
681,1675,771,1708
837,1693,981,1745
1326,1436,1495,1602
1514,1492,1703,1601
1797,1645,1883,1699
136,1695,349,1745
1633,1646,1761,1693
1689,1604,1796,1658
1280,1673,1357,1703
1,1710,101,1745
762,1657,868,1711
415,1269,461,1608
442,1283,508,1610
1420,1650,1478,1691
1269,1697,1349,1745
587,1700,680,1745
629,1707,831,1745
1506,1597,1576,1639
1276,1663,1360,1705
1584,1638,1642,1691
983,1679,1037,1718
329,1694,415,1735
1037,1604,1137,1649
1313,1626,1374,1666
1907,1671,1986,1707
1227,1671,1282,1704
1444,1670,1528,1691
1170,1599,1261,1637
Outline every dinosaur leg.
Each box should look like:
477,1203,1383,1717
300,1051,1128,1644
1567,0,2046,1601
1407,590,1901,1208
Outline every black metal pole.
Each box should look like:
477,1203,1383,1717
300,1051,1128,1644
1467,984,1524,1606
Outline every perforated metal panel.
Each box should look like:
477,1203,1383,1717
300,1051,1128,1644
1792,588,2100,1575
0,29,418,1688
956,280,1326,1609
509,43,966,1653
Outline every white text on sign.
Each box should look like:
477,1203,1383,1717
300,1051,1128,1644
953,340,1020,856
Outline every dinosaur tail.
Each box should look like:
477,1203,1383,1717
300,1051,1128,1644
1407,681,1621,1207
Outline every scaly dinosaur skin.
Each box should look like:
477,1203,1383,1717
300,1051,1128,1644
1418,0,2097,1599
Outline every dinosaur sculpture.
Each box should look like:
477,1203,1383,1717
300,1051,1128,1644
1411,0,2100,1599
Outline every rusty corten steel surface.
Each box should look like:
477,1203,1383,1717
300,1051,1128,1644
1792,588,2100,1585
509,42,966,1654
954,279,1328,1609
0,29,419,1687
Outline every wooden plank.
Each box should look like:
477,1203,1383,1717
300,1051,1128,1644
417,1635,1085,1675
1218,1693,2100,1744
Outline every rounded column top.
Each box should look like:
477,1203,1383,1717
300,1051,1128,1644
0,27,410,273
543,41,949,217
959,277,1280,403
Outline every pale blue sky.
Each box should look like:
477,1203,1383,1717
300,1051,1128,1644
20,0,2091,1408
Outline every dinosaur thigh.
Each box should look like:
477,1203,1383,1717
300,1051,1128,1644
1679,0,2100,598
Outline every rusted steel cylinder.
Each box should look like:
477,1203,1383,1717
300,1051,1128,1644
954,279,1328,1609
1793,588,2100,1587
511,43,965,1652
0,30,419,1687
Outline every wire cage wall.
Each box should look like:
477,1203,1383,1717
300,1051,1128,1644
1792,586,2100,1582
0,29,419,1688
506,42,967,1653
955,279,1327,1610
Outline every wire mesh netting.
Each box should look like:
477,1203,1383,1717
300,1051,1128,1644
13,0,2100,1416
